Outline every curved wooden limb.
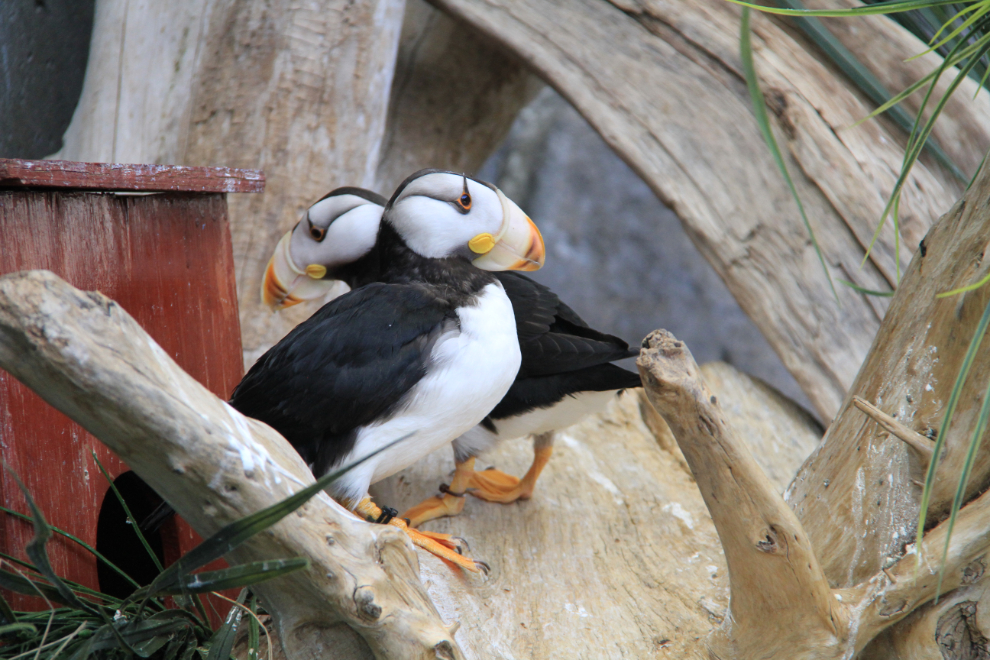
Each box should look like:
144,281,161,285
0,270,463,660
638,329,846,658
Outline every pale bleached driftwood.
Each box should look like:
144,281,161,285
789,160,990,589
638,329,990,658
50,0,406,369
0,270,464,660
373,0,542,194
427,0,990,421
852,395,934,465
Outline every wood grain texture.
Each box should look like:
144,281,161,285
789,161,990,589
428,0,989,422
0,271,462,660
373,0,542,194
0,158,264,193
370,363,820,658
51,0,407,369
0,191,242,616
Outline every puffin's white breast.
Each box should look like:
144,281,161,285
333,282,520,501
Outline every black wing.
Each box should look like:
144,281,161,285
495,272,638,378
230,282,456,475
488,363,642,422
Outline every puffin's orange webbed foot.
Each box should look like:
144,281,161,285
467,444,554,504
356,497,485,573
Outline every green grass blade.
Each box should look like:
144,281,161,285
247,595,260,660
939,271,990,298
935,368,990,600
861,30,989,266
0,569,67,605
0,505,141,591
728,0,969,18
741,7,837,301
778,0,967,181
91,453,164,574
837,279,895,297
4,468,99,617
205,589,246,660
0,587,17,625
162,558,309,595
142,432,412,597
0,623,36,637
915,294,990,567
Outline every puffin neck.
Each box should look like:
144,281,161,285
376,221,496,293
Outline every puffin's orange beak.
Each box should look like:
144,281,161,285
471,190,545,272
261,230,335,309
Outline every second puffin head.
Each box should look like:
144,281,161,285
263,171,544,309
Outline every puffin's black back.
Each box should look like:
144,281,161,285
495,272,638,377
230,282,458,475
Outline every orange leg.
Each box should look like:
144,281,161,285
469,441,553,504
401,458,474,527
355,497,487,573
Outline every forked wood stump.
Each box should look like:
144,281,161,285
0,158,262,621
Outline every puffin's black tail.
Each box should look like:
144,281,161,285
140,501,175,534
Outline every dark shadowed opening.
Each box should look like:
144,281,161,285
95,471,165,599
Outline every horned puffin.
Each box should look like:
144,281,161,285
263,185,641,527
232,171,545,571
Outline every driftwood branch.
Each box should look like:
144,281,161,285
638,329,990,658
429,0,990,422
852,395,934,465
0,270,463,660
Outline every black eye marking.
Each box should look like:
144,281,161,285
456,175,472,213
308,217,327,242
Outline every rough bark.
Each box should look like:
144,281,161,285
787,161,990,592
0,270,463,660
373,0,542,194
50,0,406,368
427,0,990,421
638,329,990,659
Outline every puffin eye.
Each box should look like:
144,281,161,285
457,192,472,212
308,219,327,242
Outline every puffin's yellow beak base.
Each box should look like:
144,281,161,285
471,190,546,272
469,233,496,254
261,230,338,310
305,264,328,279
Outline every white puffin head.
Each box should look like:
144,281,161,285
385,170,544,271
261,172,544,309
262,188,386,309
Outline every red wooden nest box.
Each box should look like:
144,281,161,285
0,158,264,622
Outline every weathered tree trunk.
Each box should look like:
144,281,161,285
0,270,462,660
428,0,990,422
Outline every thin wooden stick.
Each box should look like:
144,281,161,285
852,396,935,463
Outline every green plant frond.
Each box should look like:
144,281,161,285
939,271,990,297
936,368,990,600
916,294,990,569
0,568,66,605
0,622,37,638
4,468,100,618
0,589,16,625
139,432,412,600
741,7,838,301
837,279,895,297
861,31,990,267
0,505,142,591
925,2,985,47
91,453,164,574
779,0,966,180
163,558,309,595
204,589,246,660
728,0,967,18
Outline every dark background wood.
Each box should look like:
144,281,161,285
0,190,244,623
